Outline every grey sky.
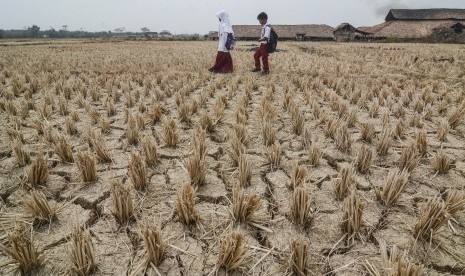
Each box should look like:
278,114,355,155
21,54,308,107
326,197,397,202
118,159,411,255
1,0,464,34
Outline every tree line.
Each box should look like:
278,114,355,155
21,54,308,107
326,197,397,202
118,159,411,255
0,25,201,40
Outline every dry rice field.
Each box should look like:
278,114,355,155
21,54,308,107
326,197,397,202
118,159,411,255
1,40,465,275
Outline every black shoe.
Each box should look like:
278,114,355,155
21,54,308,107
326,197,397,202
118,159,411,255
251,68,261,72
261,71,270,75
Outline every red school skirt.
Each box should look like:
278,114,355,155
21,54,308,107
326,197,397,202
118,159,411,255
209,51,233,73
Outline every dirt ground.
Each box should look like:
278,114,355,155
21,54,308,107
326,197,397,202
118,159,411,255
0,40,465,275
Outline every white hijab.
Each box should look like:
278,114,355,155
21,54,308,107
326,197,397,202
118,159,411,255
216,10,233,34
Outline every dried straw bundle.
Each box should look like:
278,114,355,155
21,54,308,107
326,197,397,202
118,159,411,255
413,197,449,241
69,226,96,276
217,231,248,271
0,227,43,275
334,165,355,200
128,152,148,190
162,118,179,148
376,168,410,206
290,187,312,228
23,190,57,226
288,164,308,190
111,181,133,225
176,183,199,225
231,185,262,225
54,136,74,163
28,154,49,188
341,191,365,242
76,151,97,183
356,144,373,174
431,150,452,174
289,239,310,276
238,155,252,188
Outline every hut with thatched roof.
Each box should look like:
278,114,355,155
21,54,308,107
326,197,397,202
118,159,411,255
232,24,334,41
333,23,372,42
206,31,218,41
367,9,465,42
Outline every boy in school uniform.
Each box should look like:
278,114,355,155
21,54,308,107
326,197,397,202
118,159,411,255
252,12,270,75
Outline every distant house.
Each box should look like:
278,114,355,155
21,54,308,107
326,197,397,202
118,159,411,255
145,32,158,38
232,25,334,41
159,30,173,39
333,23,372,42
206,31,218,41
367,9,465,41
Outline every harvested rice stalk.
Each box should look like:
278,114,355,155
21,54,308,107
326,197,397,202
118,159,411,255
93,135,112,163
0,226,42,275
217,231,248,271
199,112,214,133
28,154,49,188
367,241,423,276
162,118,179,148
289,239,310,276
128,152,147,190
176,183,199,225
228,134,244,167
376,128,392,156
415,130,428,157
141,136,158,166
76,151,97,183
431,150,452,174
437,119,450,142
341,191,365,243
126,114,139,146
398,142,419,172
54,136,74,163
12,140,31,166
356,144,372,175
231,184,262,225
376,168,410,206
413,197,449,241
100,117,111,134
335,125,352,152
140,224,165,268
262,141,281,170
359,122,375,143
288,164,308,190
238,155,252,188
23,190,57,226
69,226,96,276
111,180,133,225
334,165,355,200
290,187,312,228
308,145,322,166
261,119,276,146
445,190,465,217
448,105,465,129
233,122,247,145
185,153,206,187
65,117,78,136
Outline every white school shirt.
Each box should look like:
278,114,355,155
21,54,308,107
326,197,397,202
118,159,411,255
218,30,230,52
260,23,271,44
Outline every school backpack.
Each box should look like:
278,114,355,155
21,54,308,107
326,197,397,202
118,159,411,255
225,33,236,51
267,26,278,53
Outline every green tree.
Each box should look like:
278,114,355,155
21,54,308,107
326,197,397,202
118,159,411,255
0,29,4,39
28,25,40,37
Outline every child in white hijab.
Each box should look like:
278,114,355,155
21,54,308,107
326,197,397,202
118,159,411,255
209,10,234,73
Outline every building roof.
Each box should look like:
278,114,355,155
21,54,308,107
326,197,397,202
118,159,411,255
369,20,465,38
334,23,372,35
232,24,334,38
386,9,465,21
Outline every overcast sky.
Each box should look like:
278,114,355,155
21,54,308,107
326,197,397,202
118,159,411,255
1,0,464,34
